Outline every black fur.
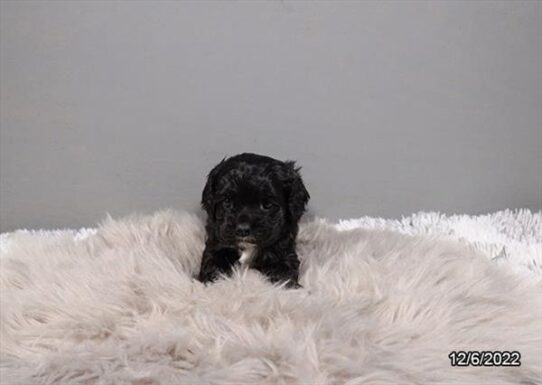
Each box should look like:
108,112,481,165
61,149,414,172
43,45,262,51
198,153,310,288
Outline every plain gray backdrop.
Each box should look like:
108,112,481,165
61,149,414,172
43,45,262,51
1,0,541,232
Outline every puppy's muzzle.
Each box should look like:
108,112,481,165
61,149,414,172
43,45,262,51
235,223,251,237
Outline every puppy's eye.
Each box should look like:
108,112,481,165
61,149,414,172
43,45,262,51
260,201,274,210
222,198,233,209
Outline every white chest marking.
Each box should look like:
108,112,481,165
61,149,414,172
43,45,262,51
238,243,257,266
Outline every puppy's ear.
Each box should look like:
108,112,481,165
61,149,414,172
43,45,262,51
274,161,310,223
201,157,228,215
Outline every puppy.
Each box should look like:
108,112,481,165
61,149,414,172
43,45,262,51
198,153,310,288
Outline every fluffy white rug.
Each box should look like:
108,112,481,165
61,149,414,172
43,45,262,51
0,210,541,385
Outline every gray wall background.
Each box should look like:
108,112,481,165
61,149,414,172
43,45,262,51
1,0,541,232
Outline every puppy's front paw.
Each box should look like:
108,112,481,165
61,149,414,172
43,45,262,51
198,247,239,285
267,275,302,289
285,280,303,289
197,270,216,285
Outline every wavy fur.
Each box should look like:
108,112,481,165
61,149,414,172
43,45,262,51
0,210,541,384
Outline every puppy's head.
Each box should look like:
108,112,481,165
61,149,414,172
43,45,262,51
201,153,310,247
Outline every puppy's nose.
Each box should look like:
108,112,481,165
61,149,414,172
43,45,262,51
235,223,251,237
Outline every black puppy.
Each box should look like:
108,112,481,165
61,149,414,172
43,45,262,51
198,153,310,288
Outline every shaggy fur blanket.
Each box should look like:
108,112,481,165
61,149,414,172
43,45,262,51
0,210,541,385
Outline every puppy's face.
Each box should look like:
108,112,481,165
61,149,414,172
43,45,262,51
213,172,286,246
202,154,309,247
